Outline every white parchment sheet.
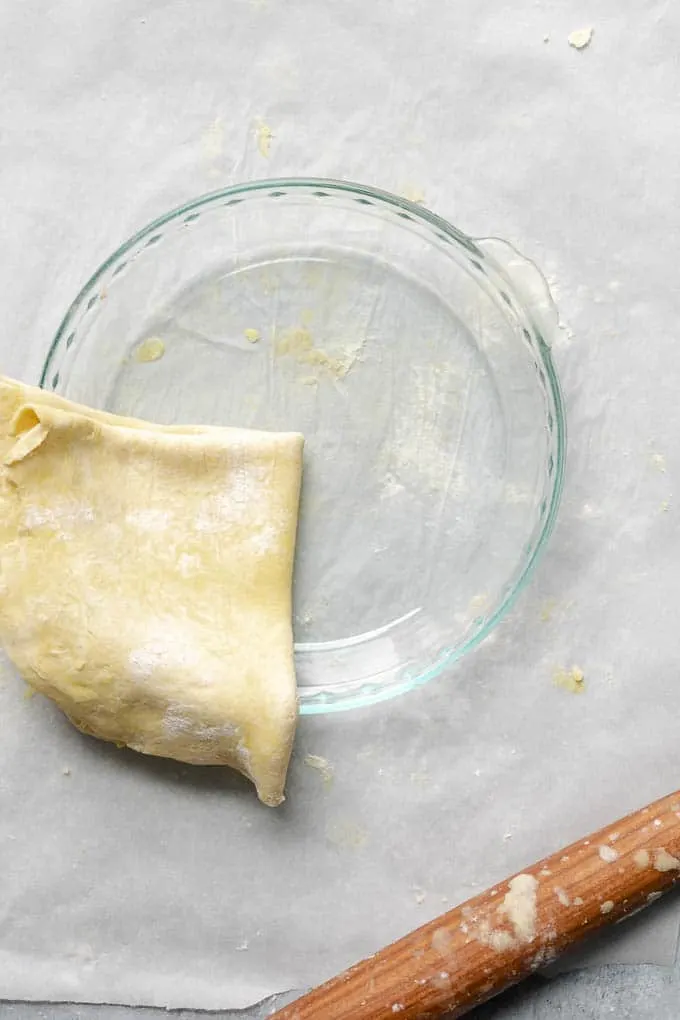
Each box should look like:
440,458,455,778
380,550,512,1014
2,0,680,1009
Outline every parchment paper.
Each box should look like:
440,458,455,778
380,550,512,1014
2,0,680,1010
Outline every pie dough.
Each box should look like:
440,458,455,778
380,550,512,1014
0,377,303,806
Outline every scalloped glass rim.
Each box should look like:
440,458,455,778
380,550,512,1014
42,177,566,716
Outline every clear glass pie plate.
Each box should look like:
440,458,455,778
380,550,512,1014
41,178,566,714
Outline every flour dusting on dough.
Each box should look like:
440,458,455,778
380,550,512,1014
177,553,201,577
128,622,205,683
23,503,95,536
163,704,237,742
196,465,269,531
126,508,171,532
250,523,279,556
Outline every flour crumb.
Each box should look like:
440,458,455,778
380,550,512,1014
401,185,426,205
413,887,427,905
244,328,261,344
650,451,667,473
303,753,334,788
598,845,619,863
568,27,594,50
254,118,274,158
600,900,615,914
499,874,539,943
653,849,680,872
62,767,71,776
553,665,585,694
235,938,249,952
469,592,490,615
634,850,650,869
478,926,515,953
554,887,570,907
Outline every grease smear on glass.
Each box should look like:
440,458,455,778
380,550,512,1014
303,753,335,788
275,325,365,379
134,337,166,363
553,665,585,694
254,118,273,158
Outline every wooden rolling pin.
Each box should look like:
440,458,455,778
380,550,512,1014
270,790,680,1020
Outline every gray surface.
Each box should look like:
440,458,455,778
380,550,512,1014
1,960,680,1019
3,0,680,1016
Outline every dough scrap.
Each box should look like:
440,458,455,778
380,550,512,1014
0,377,303,806
567,27,593,50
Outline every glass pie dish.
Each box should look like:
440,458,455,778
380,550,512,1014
41,178,565,714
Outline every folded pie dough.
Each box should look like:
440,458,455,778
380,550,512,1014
0,377,303,806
